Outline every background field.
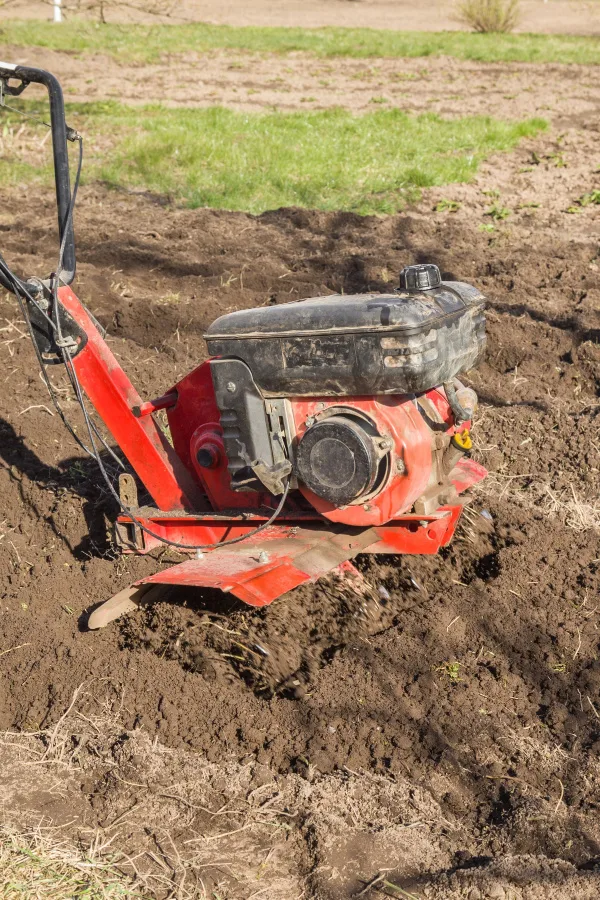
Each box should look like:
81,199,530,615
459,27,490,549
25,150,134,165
0,6,599,900
4,0,600,34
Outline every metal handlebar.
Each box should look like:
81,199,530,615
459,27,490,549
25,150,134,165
0,63,76,293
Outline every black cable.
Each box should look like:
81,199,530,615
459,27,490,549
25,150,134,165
45,136,124,467
3,226,124,469
0,133,122,467
2,253,98,458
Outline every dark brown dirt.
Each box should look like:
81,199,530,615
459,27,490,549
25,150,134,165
0,73,599,897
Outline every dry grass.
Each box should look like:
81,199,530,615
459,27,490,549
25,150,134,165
456,0,520,33
0,825,145,900
0,684,299,900
476,476,600,532
540,483,600,533
0,683,457,899
0,687,153,898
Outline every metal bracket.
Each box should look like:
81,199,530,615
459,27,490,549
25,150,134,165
0,75,28,101
28,297,88,363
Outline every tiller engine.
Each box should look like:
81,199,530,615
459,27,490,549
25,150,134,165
0,64,488,628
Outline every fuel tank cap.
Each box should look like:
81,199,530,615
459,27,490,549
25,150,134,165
399,264,441,292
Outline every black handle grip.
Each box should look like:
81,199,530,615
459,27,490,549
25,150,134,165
0,62,76,293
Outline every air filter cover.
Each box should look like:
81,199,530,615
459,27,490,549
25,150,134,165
295,415,380,506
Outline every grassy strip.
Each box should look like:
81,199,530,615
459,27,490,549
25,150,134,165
0,102,547,214
0,102,546,215
0,827,145,900
0,20,599,65
95,105,547,214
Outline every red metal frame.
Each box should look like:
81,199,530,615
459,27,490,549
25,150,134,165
166,360,270,510
60,286,204,512
58,285,488,610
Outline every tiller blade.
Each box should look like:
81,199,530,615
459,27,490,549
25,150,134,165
88,525,377,628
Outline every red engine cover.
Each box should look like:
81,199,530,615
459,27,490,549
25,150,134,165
290,390,462,527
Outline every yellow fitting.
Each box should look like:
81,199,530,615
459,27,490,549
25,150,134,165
452,429,472,451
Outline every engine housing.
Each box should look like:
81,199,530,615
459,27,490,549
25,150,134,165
200,265,485,526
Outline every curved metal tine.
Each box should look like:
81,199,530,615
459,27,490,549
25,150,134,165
87,583,163,630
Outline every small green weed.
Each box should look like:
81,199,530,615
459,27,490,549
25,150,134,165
435,661,463,682
68,461,88,481
580,189,600,206
485,204,511,220
567,189,600,213
549,152,567,168
435,198,461,212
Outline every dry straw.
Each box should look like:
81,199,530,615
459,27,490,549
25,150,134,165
456,0,521,33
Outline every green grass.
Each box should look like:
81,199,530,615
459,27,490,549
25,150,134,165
0,114,46,186
0,101,547,214
89,104,546,214
0,158,43,186
0,20,599,65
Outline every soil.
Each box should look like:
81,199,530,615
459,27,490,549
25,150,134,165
2,45,600,121
0,40,599,900
4,0,600,36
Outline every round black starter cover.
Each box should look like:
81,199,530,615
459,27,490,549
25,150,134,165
296,416,379,506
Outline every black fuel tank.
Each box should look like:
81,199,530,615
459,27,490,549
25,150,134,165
204,279,486,397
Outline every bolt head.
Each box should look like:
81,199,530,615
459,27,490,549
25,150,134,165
226,381,236,393
196,444,220,469
395,458,406,474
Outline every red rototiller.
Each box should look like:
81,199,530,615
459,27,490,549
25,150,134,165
0,64,487,628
